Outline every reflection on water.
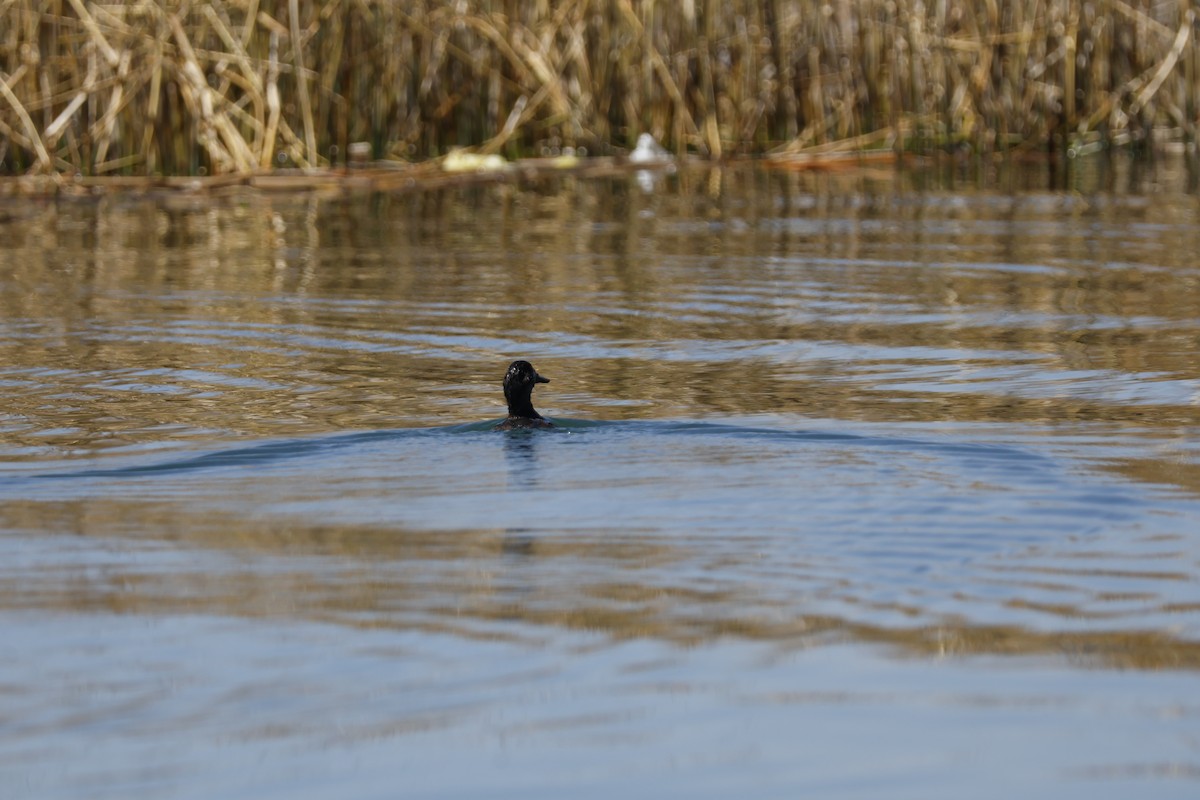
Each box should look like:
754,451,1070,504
2,160,1200,797
4,419,1197,663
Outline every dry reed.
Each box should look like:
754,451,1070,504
1,1,1197,177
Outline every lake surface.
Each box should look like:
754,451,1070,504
2,159,1199,797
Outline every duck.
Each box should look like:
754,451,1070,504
629,132,671,165
494,360,554,430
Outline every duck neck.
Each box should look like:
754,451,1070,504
507,393,542,419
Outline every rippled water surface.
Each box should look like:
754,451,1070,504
2,162,1200,797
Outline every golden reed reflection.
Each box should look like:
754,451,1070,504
2,498,1197,671
3,166,1200,457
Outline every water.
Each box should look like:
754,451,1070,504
2,161,1200,797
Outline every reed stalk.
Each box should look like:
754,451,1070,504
1,0,1198,176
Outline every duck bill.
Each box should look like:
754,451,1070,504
535,374,549,384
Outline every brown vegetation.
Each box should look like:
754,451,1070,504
1,1,1198,177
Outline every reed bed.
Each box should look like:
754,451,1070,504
1,0,1196,177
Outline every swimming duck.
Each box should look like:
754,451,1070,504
495,360,554,430
629,132,671,165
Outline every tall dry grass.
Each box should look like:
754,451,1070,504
0,0,1196,176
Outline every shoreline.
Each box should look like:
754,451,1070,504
3,143,1196,199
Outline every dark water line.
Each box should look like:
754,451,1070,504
15,418,1059,484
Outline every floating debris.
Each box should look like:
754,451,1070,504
442,150,510,174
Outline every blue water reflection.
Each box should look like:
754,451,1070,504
2,163,1199,797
